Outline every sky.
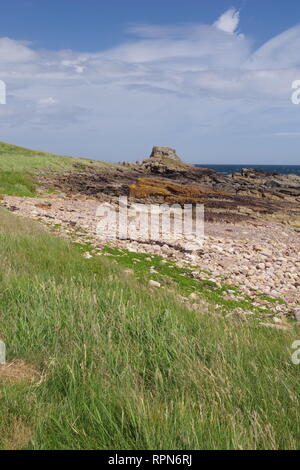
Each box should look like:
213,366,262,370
0,0,300,164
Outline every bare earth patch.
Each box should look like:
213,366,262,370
2,417,32,450
0,360,40,384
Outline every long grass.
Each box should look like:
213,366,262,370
0,141,111,196
0,141,109,172
0,209,299,449
0,171,37,197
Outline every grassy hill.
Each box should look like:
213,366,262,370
0,207,299,450
0,141,110,196
0,141,299,449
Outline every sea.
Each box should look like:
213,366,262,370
195,164,300,177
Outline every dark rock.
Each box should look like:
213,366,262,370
37,146,300,227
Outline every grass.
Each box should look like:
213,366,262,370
0,141,111,197
0,171,37,197
0,208,299,450
99,246,276,315
0,141,110,173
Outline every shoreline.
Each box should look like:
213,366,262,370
2,194,299,319
195,164,300,177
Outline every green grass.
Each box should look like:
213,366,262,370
0,208,299,450
0,171,37,197
259,295,286,305
0,141,112,197
99,246,279,316
0,141,110,173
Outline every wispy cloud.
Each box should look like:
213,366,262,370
273,132,300,137
0,8,300,163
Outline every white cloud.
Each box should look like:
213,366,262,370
0,8,300,163
246,24,300,69
38,96,59,106
214,8,240,34
0,37,35,63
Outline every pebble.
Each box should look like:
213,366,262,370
189,293,199,300
148,280,161,288
123,269,134,275
294,309,300,323
3,194,300,310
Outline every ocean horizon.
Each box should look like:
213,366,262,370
195,164,300,177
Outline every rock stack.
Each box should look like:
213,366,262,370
149,146,182,162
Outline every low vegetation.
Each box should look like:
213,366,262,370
0,171,37,197
99,246,281,315
130,177,217,203
0,208,299,450
0,141,110,197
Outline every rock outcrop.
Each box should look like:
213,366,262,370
211,167,300,202
140,146,195,175
37,146,300,227
149,146,181,161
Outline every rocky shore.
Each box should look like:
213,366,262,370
2,193,299,316
1,146,299,320
38,146,300,227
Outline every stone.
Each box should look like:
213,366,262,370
149,267,158,274
148,280,161,288
261,249,273,257
182,242,202,252
189,293,199,300
294,309,300,323
257,263,265,270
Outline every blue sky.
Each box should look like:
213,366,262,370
0,0,300,163
2,0,300,51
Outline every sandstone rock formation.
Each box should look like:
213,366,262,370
149,146,181,161
139,145,193,175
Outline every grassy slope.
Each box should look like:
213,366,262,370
0,208,299,450
0,141,111,196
